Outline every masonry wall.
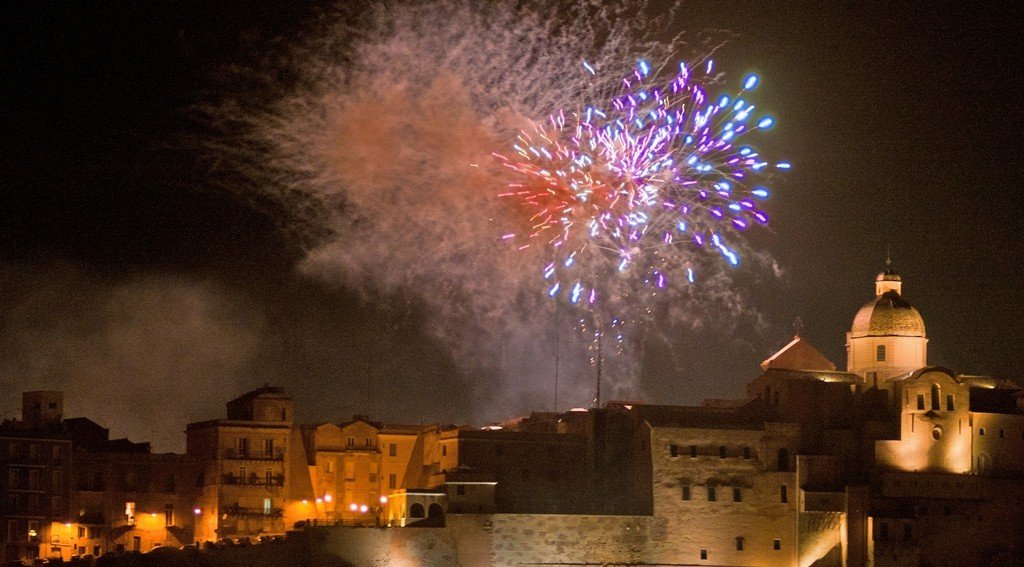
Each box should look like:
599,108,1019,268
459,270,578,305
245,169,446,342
303,513,702,566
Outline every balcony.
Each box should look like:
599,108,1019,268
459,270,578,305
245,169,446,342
223,504,284,517
222,448,284,461
222,473,285,487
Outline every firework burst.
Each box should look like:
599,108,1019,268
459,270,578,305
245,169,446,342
207,1,782,410
497,59,785,315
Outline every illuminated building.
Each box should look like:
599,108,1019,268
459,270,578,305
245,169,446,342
0,392,72,563
2,268,1021,565
66,418,200,557
185,386,303,542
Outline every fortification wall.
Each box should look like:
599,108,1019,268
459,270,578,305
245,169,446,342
306,514,671,566
304,511,849,566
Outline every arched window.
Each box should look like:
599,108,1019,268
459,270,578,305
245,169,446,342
409,503,425,518
876,344,886,362
931,384,941,411
427,503,444,520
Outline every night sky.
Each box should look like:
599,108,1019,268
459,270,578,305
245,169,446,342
3,1,1022,451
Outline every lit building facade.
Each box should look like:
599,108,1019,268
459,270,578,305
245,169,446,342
67,417,200,556
185,386,297,542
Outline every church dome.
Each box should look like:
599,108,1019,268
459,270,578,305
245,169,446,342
851,290,926,338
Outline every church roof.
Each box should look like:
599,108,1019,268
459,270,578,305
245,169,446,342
760,335,837,372
851,290,926,338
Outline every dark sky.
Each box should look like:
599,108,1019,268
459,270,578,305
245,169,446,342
3,1,1023,451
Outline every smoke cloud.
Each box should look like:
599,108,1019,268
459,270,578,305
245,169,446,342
0,263,259,452
207,0,776,414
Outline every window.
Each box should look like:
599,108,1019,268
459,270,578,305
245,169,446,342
348,437,354,448
7,520,16,543
742,446,750,459
93,546,99,556
369,473,377,484
931,384,941,410
979,428,985,436
777,448,789,471
700,549,707,560
669,444,679,457
78,527,85,538
735,537,744,551
265,469,273,486
239,467,247,484
389,474,397,489
164,504,174,526
880,522,889,541
999,429,1005,439
916,394,925,410
682,485,691,501
902,523,912,541
410,503,425,518
29,444,40,460
719,446,727,459
456,485,466,496
389,443,398,457
365,438,372,447
325,459,334,473
29,469,39,490
442,445,448,457
7,469,18,488
264,438,274,457
163,474,175,493
780,484,788,504
52,445,62,459
51,496,61,517
946,394,954,411
28,520,39,539
876,345,886,362
707,485,716,502
237,437,249,456
263,498,272,515
774,539,781,550
689,445,697,458
733,487,742,502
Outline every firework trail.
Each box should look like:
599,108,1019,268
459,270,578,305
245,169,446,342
206,1,781,413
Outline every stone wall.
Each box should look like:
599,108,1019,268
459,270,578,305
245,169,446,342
304,510,833,566
302,514,680,566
